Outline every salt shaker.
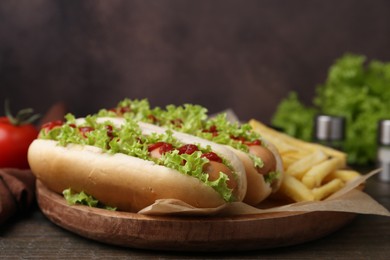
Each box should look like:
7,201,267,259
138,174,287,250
313,114,346,150
377,119,390,182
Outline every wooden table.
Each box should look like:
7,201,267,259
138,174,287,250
1,175,389,259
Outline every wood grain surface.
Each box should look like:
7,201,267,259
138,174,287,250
1,172,389,258
35,180,357,252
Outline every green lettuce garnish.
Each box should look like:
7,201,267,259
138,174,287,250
98,98,152,121
161,150,233,201
95,99,273,183
271,92,317,142
264,171,280,185
199,113,262,151
249,154,264,169
63,188,117,211
153,104,208,132
206,172,232,202
272,53,390,165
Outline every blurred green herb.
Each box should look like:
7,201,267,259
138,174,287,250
271,53,390,165
272,92,317,142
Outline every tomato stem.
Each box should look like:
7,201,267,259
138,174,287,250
4,99,41,126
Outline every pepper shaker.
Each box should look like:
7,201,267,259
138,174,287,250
314,114,346,150
377,119,390,182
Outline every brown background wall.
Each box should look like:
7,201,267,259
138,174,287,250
1,0,390,123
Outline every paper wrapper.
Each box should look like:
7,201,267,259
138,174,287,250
138,168,390,217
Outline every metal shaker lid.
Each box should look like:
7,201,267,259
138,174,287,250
314,115,345,141
378,119,390,145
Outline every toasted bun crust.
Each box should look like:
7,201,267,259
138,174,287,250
28,119,247,212
232,149,272,205
227,140,284,206
265,141,284,191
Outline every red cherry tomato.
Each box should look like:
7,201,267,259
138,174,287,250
0,116,39,169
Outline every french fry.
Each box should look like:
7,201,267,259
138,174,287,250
301,157,344,189
248,119,360,203
280,174,315,202
323,169,361,183
264,137,302,155
249,119,347,164
286,150,328,179
280,155,296,170
312,179,344,201
282,150,311,161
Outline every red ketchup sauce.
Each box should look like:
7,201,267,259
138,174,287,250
148,142,174,154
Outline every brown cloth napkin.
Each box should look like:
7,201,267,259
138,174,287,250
0,168,36,225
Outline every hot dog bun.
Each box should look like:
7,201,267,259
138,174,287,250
28,117,247,212
231,141,284,205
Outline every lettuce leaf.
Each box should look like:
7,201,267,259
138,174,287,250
63,188,117,210
200,113,262,150
264,171,280,185
272,53,390,165
97,98,152,121
96,99,267,177
151,104,208,133
272,92,317,142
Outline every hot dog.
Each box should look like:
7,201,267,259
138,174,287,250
97,99,284,205
28,114,247,212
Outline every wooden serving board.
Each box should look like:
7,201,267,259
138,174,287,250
36,180,356,252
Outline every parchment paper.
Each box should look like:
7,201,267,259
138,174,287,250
138,168,390,217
